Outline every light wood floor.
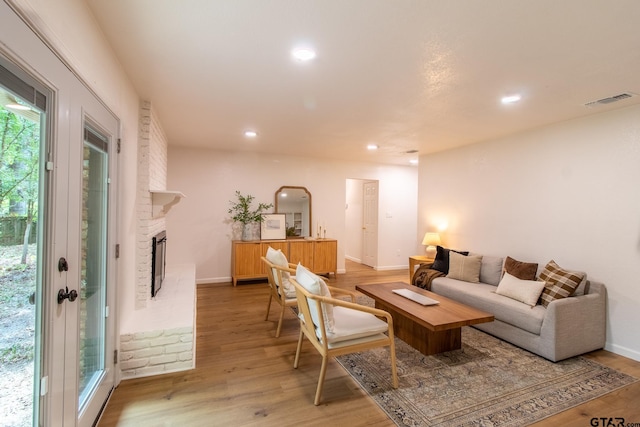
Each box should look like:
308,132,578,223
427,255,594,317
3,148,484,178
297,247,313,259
98,261,640,426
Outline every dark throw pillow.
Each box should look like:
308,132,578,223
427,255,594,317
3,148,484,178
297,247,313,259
503,256,538,281
430,246,469,274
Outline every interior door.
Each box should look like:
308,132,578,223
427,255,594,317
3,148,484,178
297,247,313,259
362,181,378,267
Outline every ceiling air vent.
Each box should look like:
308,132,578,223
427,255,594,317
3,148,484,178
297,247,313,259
585,93,634,107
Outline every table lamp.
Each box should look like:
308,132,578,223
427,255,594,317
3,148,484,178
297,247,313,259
422,232,441,258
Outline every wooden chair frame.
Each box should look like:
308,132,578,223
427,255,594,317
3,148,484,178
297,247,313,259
290,277,399,405
261,256,298,337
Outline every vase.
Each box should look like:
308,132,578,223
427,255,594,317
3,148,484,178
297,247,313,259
241,222,259,241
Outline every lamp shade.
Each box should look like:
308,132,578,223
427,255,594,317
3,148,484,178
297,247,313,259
421,232,441,247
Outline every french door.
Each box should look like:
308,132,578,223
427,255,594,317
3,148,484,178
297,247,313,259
1,2,118,426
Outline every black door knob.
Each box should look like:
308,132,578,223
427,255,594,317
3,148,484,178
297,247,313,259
57,286,78,304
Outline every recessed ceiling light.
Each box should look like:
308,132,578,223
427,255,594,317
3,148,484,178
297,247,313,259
501,94,522,104
291,47,316,62
244,130,257,138
409,159,419,165
367,144,379,150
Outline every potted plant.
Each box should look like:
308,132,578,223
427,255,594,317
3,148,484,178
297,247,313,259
228,191,273,241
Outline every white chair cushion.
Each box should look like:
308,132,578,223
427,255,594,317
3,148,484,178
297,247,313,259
266,246,295,296
325,306,389,344
295,263,334,332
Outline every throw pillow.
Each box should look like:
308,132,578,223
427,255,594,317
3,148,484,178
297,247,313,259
265,246,295,297
447,252,483,282
470,253,504,286
495,272,546,307
538,260,586,307
295,263,334,333
431,246,469,274
503,256,538,281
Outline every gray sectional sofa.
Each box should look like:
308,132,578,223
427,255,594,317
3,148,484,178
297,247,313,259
413,251,607,362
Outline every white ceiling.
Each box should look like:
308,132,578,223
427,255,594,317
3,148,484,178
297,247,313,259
85,0,640,165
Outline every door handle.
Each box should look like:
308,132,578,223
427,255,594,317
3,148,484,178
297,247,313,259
57,286,78,304
58,257,69,272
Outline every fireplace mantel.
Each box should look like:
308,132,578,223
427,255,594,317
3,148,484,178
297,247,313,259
150,190,185,217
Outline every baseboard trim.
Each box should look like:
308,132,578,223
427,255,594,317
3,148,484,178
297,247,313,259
196,277,231,285
375,264,408,271
345,255,361,263
605,342,640,362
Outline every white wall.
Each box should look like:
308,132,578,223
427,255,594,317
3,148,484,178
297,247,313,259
418,103,640,361
166,147,418,282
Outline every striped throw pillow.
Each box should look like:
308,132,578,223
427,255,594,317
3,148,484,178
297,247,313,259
538,260,586,307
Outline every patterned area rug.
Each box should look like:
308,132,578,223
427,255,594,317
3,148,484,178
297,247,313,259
336,298,637,427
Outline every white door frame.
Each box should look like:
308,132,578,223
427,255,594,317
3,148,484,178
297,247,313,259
1,3,119,425
362,180,379,268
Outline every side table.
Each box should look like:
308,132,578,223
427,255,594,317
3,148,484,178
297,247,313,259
408,255,434,283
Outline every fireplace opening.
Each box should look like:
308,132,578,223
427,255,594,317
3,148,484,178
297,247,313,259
151,230,167,297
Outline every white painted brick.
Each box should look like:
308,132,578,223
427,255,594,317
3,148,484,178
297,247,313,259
133,346,164,359
120,358,149,371
165,342,192,354
150,354,177,365
120,340,150,352
178,351,193,362
134,330,163,340
120,334,133,343
165,360,194,372
149,335,180,347
179,334,193,343
119,352,134,362
135,365,165,377
165,327,192,336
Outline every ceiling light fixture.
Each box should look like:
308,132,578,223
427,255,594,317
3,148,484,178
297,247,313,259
367,144,379,150
244,130,257,138
291,47,316,62
501,94,522,104
409,159,419,165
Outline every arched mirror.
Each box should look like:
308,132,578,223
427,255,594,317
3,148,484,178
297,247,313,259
275,186,312,238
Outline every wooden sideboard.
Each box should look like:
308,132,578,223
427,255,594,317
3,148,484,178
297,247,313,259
231,239,338,286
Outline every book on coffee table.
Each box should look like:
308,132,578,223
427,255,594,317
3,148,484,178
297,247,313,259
392,288,439,306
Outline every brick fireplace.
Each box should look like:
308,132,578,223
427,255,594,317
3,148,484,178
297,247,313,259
118,101,195,379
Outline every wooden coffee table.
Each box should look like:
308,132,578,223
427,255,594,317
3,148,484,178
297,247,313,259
356,282,494,355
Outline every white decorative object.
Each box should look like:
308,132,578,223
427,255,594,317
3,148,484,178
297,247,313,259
261,214,286,240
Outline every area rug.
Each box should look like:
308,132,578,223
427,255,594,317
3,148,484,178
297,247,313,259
336,298,637,427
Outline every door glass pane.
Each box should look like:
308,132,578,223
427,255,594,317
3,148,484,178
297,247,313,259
78,126,108,411
0,85,44,426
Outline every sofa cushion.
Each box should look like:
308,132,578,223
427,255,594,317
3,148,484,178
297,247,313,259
431,277,546,335
503,256,538,281
447,252,482,282
495,272,546,307
431,246,469,274
538,260,586,307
